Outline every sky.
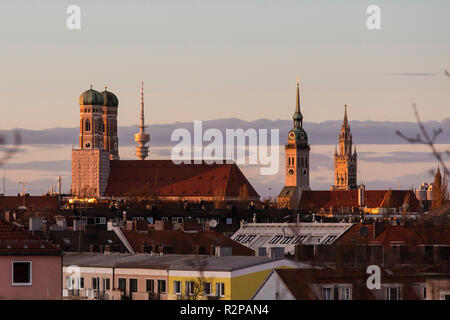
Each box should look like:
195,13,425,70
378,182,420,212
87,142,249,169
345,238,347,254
0,1,449,196
0,0,449,130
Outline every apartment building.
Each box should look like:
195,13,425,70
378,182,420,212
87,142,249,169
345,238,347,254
63,252,310,300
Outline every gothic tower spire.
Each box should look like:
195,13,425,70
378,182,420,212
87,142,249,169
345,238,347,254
277,79,310,209
134,81,150,160
333,104,357,190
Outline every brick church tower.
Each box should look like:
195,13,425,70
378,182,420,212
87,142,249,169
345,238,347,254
71,86,117,197
278,80,310,209
333,105,357,190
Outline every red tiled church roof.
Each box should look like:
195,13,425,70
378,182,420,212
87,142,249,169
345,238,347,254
299,190,419,211
0,196,60,211
105,160,259,199
0,219,62,255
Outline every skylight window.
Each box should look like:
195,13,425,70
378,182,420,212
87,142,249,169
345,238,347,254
280,236,294,244
322,235,336,245
268,235,283,244
292,235,307,244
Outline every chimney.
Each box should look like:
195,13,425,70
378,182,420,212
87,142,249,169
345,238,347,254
358,184,365,207
122,211,127,225
296,214,300,223
252,213,257,223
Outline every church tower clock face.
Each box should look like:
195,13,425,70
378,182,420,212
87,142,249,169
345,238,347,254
288,168,295,175
289,132,295,140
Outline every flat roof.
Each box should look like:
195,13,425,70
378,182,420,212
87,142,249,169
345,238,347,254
63,252,285,271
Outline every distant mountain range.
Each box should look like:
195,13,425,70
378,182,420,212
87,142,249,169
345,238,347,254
2,117,450,147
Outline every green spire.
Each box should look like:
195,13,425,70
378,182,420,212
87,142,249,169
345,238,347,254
293,79,303,128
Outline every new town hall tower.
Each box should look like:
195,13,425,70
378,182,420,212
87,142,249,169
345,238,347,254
333,105,357,190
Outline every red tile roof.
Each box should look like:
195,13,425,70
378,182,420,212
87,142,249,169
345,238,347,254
104,160,259,199
274,268,424,300
299,190,419,212
122,229,254,256
274,268,376,300
337,224,450,250
0,219,62,255
0,196,60,211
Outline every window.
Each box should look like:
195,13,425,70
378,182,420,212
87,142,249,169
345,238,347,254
66,276,74,290
129,278,138,293
243,235,256,244
103,278,110,291
158,280,166,293
268,235,283,244
341,287,351,300
258,247,267,257
280,236,294,244
95,217,106,224
118,278,126,292
387,287,400,300
92,277,99,290
226,218,232,225
84,119,91,131
79,277,84,289
322,287,332,300
185,281,194,296
321,235,336,245
146,279,154,293
12,261,32,285
173,281,181,295
292,235,307,244
147,217,154,224
216,283,225,297
203,282,212,295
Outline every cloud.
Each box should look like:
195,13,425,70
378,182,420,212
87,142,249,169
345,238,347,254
383,73,439,77
2,117,450,147
3,160,71,172
358,151,436,163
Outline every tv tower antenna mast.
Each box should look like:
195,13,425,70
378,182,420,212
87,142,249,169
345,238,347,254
134,81,150,160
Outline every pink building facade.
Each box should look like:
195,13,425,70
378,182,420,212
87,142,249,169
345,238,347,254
0,219,63,299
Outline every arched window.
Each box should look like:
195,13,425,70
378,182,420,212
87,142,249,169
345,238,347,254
85,119,91,132
288,157,291,165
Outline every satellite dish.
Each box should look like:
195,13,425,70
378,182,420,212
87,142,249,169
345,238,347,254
359,226,369,237
209,219,218,228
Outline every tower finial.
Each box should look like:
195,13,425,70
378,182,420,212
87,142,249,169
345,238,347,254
343,104,348,127
293,79,303,128
90,84,93,90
